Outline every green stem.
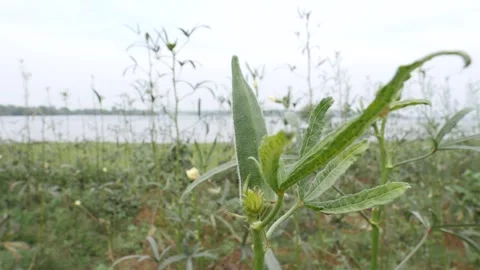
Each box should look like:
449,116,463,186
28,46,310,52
258,193,285,228
377,119,389,185
370,119,389,270
370,207,381,270
392,148,436,168
252,227,266,270
249,193,285,269
432,223,480,229
266,200,301,239
171,51,182,175
394,229,430,270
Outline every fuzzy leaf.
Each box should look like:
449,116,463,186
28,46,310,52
389,98,431,112
280,51,471,191
259,131,293,191
435,108,473,143
231,56,274,200
300,97,334,156
302,140,369,202
305,182,411,214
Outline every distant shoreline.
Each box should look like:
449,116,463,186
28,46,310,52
0,104,288,117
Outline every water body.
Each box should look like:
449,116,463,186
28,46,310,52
0,113,477,143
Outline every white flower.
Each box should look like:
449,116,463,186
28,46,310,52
74,200,81,206
102,167,108,172
268,96,278,102
186,167,200,181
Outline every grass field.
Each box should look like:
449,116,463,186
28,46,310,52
1,133,479,269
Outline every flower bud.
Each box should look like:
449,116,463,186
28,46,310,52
242,188,265,217
186,167,200,181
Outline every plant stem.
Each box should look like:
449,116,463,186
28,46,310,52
432,223,480,229
392,148,436,168
370,207,381,270
370,119,388,270
259,193,285,228
252,227,266,270
305,17,313,108
249,193,285,269
266,200,301,239
394,229,430,270
376,118,389,185
170,50,183,175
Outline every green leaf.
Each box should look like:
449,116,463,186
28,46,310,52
300,97,334,156
111,255,151,267
158,254,188,270
439,133,480,147
204,137,218,166
435,107,474,143
280,51,471,191
180,160,237,202
409,211,430,228
437,145,480,152
191,251,217,260
193,140,204,168
295,116,361,197
186,258,193,270
305,182,411,214
302,140,369,202
146,236,160,260
231,56,273,200
259,131,293,192
439,229,480,255
389,98,431,112
265,248,282,270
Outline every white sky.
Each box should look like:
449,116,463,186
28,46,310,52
0,0,479,111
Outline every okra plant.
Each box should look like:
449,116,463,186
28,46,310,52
368,100,480,269
183,50,471,269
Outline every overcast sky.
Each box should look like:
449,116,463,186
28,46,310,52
1,0,479,111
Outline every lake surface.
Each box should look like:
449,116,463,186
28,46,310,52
0,113,477,143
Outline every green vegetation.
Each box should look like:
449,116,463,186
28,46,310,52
1,9,480,270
